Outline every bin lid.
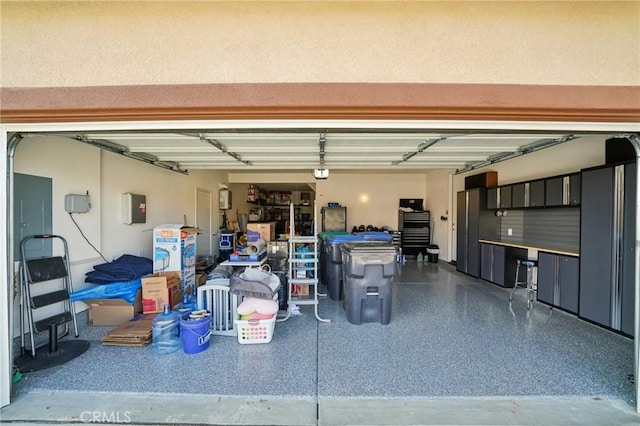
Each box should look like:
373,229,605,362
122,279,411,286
355,231,393,241
341,241,396,253
319,231,350,239
326,234,365,245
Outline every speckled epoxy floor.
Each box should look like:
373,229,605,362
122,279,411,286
10,261,635,404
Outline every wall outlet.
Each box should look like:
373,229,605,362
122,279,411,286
507,228,513,236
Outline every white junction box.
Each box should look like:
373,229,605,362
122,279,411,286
64,193,91,214
121,193,147,224
219,188,232,210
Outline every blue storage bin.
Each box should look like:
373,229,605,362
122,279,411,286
356,231,393,242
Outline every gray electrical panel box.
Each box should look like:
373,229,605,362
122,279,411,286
121,193,147,224
64,193,91,213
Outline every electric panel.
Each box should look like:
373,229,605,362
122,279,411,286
121,193,147,224
219,189,232,210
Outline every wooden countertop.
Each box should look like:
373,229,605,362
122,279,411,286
478,239,579,257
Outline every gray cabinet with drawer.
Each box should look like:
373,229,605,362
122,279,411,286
480,243,527,288
537,251,579,314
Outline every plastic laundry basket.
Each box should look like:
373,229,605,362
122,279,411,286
234,316,276,344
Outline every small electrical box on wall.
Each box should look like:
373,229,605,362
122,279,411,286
65,193,91,214
121,193,147,224
219,188,232,210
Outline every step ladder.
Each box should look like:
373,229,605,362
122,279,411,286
280,201,330,322
15,235,89,372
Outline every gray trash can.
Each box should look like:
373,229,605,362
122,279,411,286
324,235,365,300
340,242,396,325
319,232,350,291
426,245,439,263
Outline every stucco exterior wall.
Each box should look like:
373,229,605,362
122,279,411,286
2,1,639,88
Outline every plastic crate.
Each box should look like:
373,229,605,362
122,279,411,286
234,316,276,344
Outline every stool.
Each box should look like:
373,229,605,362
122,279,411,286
509,259,538,310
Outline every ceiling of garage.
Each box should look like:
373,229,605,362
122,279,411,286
66,130,579,175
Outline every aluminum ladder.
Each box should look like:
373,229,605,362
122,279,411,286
280,201,330,322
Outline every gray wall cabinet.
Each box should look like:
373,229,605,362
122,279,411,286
545,177,564,206
529,180,545,207
546,173,581,207
488,173,579,210
568,174,581,206
579,163,636,337
537,252,579,314
487,186,513,210
499,186,512,209
511,183,526,208
487,188,498,209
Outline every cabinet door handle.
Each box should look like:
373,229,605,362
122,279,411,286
562,176,570,205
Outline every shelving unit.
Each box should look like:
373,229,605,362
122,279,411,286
246,184,314,235
279,201,330,323
247,203,313,236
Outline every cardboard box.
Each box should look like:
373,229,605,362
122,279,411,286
196,273,207,287
84,290,143,326
101,313,156,347
141,272,183,314
153,224,200,299
247,222,276,242
292,284,310,297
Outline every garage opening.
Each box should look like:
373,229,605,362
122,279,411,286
2,120,639,423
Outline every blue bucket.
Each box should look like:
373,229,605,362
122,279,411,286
180,316,211,354
219,233,234,249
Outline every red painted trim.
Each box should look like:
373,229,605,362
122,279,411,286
1,83,638,123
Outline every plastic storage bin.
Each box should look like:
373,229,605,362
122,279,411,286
340,242,397,325
324,234,366,300
234,316,276,344
356,231,394,242
319,231,350,287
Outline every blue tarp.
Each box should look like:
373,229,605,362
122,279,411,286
85,254,152,284
70,278,142,304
